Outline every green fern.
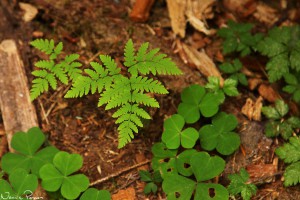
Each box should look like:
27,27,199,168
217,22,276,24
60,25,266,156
30,39,82,100
65,39,182,148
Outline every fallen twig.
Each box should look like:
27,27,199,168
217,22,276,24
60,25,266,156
90,159,151,186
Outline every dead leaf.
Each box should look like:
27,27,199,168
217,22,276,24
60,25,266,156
112,187,136,200
241,96,263,121
246,164,277,183
0,124,4,136
258,84,280,103
180,42,224,85
19,3,38,22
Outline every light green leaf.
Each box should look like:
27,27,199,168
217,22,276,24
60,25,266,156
80,188,111,200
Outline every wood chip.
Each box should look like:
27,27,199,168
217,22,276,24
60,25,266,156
246,164,277,183
241,96,263,121
258,84,280,103
19,3,38,22
181,42,224,85
253,2,279,27
166,0,216,37
112,187,136,200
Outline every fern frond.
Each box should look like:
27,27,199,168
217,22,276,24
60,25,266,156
30,78,49,100
131,104,151,119
98,77,130,107
118,126,134,148
51,64,68,84
130,76,168,94
62,54,82,81
131,92,159,107
136,42,149,61
99,55,121,75
35,60,55,69
124,39,136,67
30,39,55,55
65,76,93,98
128,53,182,76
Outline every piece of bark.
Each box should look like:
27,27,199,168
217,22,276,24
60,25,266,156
130,0,155,22
258,84,280,103
241,96,263,121
0,39,47,198
0,40,38,149
181,42,224,85
166,0,187,37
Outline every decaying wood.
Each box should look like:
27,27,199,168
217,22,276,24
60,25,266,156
180,42,224,85
166,0,216,37
0,40,38,149
0,40,47,199
130,0,155,22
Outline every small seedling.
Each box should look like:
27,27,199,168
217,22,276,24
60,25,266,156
276,137,300,186
257,25,300,82
199,112,240,155
261,100,300,139
39,151,90,199
80,188,111,200
161,114,198,149
227,168,257,200
1,127,59,176
30,39,182,148
177,84,224,124
217,20,262,56
205,76,239,97
0,168,38,199
139,170,162,194
283,73,300,103
162,152,228,200
219,59,248,86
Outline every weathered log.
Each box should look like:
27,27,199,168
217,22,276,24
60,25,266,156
0,40,38,148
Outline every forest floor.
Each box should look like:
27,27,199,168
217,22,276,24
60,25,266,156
1,0,300,199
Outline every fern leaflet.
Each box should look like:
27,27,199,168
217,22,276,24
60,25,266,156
30,39,82,100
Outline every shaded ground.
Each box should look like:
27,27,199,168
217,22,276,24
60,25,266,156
1,0,300,199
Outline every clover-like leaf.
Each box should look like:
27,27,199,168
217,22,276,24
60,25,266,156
163,152,228,200
199,112,240,155
195,183,229,200
191,152,225,182
1,127,59,176
177,85,205,123
176,149,198,177
162,174,196,200
151,143,178,178
162,114,198,149
80,188,111,200
39,151,89,199
0,169,38,199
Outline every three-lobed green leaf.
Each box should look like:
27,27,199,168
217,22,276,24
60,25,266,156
199,112,240,155
1,127,59,177
178,84,223,123
162,114,199,149
80,188,111,200
39,151,89,199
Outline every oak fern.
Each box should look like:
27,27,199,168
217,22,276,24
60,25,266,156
65,39,182,148
30,39,82,100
